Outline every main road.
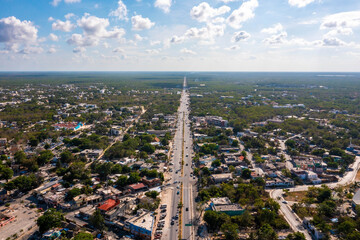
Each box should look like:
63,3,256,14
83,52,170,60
181,77,197,240
164,77,197,240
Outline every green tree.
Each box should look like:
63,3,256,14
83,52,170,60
37,150,54,166
141,143,155,154
221,222,239,240
257,224,277,240
204,210,219,231
14,151,26,164
285,139,296,149
286,232,306,240
116,175,128,187
66,188,82,201
37,208,64,233
0,165,13,182
232,210,254,229
74,232,93,240
127,172,141,184
145,190,159,199
60,150,75,163
241,168,251,179
211,159,221,167
90,209,105,231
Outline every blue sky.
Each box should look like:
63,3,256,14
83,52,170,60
0,0,360,71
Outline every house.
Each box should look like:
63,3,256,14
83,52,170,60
142,177,162,188
205,116,228,127
211,173,233,184
127,183,148,193
0,138,7,146
80,149,102,159
303,217,324,240
53,122,83,131
352,189,360,207
124,209,155,240
98,199,120,213
265,177,294,188
209,197,244,216
111,126,122,136
292,170,307,180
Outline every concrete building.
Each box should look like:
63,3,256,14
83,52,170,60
211,173,233,184
209,197,244,216
352,189,360,207
124,210,154,240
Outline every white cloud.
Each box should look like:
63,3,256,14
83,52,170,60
221,0,239,3
263,31,288,45
51,0,61,7
185,23,226,44
52,19,75,32
190,2,230,23
166,23,226,47
261,23,288,45
261,23,283,34
77,15,126,39
47,47,56,54
64,0,81,3
227,0,258,29
321,11,360,30
134,34,143,41
48,17,54,21
231,31,250,42
67,33,98,47
73,46,86,53
225,45,241,50
49,33,58,41
150,40,161,46
288,0,317,8
51,0,80,7
113,47,124,53
67,15,125,50
322,36,346,47
18,46,44,54
181,48,197,55
146,49,160,54
131,15,155,30
65,13,75,20
109,0,128,21
155,0,172,13
0,16,38,52
212,17,225,24
325,28,353,37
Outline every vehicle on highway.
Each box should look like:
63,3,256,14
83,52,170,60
186,207,189,211
177,191,180,195
186,154,188,157
282,201,288,204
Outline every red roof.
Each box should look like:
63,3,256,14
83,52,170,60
128,183,146,190
239,156,244,161
98,199,119,212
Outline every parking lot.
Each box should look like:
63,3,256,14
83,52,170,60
0,203,38,240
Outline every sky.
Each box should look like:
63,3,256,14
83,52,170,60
0,0,360,71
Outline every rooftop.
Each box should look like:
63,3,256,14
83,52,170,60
210,197,232,206
127,210,154,232
98,199,120,212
